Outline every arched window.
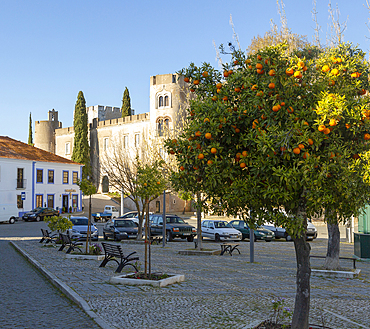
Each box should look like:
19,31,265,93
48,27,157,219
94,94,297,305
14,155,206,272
164,96,169,106
164,118,169,129
157,120,163,136
159,96,163,107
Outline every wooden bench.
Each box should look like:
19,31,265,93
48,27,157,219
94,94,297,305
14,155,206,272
39,229,57,244
58,233,83,254
220,243,240,256
99,242,139,273
310,255,357,269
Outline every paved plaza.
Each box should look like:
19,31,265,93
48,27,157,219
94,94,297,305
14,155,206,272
9,236,370,329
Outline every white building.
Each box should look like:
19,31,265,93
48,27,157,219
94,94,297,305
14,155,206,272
0,136,83,217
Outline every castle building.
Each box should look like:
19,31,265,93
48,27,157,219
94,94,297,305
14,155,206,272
34,74,190,213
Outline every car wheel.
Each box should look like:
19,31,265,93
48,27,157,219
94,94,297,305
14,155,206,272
114,234,120,241
187,236,194,242
36,216,41,222
215,234,220,242
9,217,15,224
103,233,108,240
166,231,173,242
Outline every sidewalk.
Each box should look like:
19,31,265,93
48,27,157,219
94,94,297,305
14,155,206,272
11,238,370,329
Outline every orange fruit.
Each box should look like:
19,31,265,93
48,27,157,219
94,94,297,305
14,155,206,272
234,87,241,92
216,82,222,89
293,147,301,154
308,138,314,145
196,143,201,149
286,68,294,76
257,69,264,74
157,181,161,185
236,152,241,159
207,160,213,165
287,106,294,114
193,80,200,85
297,61,305,68
256,63,263,69
204,118,210,123
235,128,240,133
329,119,337,126
331,68,339,76
303,152,309,159
323,128,331,135
216,89,221,93
190,88,195,92
257,54,262,60
364,133,370,140
228,70,233,75
223,71,229,77
272,105,279,112
251,84,258,91
202,71,209,77
359,89,367,95
245,59,251,64
261,114,267,120
223,96,228,102
198,153,204,160
240,162,246,168
211,147,217,154
211,95,217,101
345,124,351,129
318,125,326,132
242,150,248,157
294,71,302,79
280,102,285,106
322,65,330,72
234,60,238,65
205,133,212,139
180,166,185,171
268,69,276,76
184,77,190,82
268,83,275,89
195,131,201,137
329,152,335,158
298,144,305,150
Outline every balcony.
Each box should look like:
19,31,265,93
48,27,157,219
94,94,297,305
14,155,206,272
16,179,27,189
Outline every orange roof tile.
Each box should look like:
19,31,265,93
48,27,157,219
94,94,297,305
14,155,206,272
0,136,82,165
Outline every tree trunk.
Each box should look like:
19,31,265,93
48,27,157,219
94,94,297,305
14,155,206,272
291,235,311,329
324,221,340,270
196,192,202,251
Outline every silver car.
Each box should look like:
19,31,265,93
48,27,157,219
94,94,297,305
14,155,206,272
68,216,99,241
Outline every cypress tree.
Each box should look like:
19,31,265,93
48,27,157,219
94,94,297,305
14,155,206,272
121,87,132,117
28,112,33,146
71,91,91,178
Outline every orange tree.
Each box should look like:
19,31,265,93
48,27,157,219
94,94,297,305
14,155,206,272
165,42,370,328
308,44,370,271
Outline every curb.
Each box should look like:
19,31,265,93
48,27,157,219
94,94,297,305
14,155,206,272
10,241,114,329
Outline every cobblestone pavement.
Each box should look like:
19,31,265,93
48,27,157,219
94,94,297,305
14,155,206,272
0,240,101,329
9,237,370,329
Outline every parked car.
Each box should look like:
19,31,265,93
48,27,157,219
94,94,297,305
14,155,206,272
68,216,99,241
229,220,275,241
262,219,317,241
103,218,139,241
0,203,17,224
149,214,197,242
119,211,139,219
22,207,59,222
201,220,242,242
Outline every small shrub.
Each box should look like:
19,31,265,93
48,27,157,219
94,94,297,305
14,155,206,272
44,215,73,233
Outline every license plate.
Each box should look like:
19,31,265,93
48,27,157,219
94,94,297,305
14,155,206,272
183,233,190,235
128,235,136,238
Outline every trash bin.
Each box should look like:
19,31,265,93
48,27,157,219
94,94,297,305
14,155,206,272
354,233,370,259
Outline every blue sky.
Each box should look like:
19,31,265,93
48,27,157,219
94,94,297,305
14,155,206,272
1,0,370,143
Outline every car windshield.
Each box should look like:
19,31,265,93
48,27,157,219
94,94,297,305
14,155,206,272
31,207,43,213
115,220,136,227
71,218,88,225
166,216,185,224
214,221,232,228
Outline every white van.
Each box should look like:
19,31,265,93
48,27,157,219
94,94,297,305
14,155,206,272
104,205,119,218
0,204,17,224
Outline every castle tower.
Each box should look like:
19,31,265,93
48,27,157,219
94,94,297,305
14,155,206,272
149,73,188,137
34,109,62,153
